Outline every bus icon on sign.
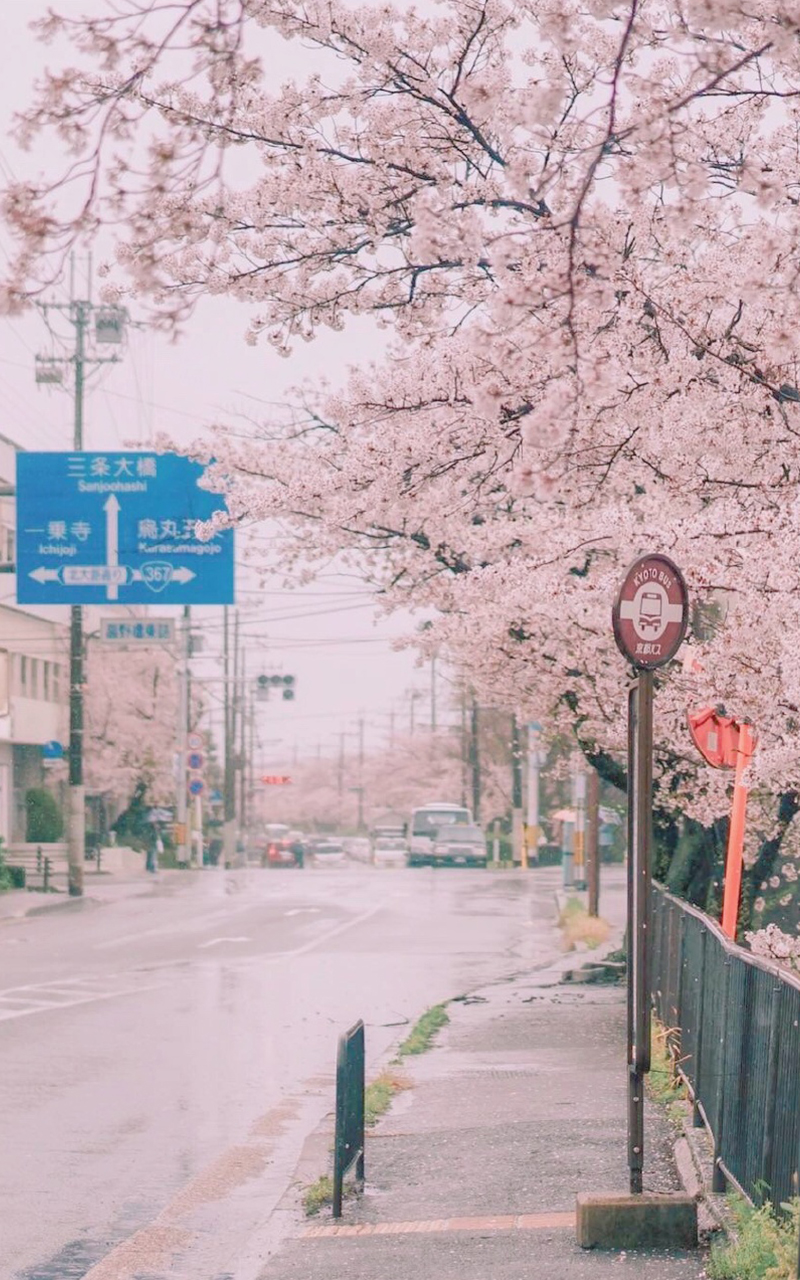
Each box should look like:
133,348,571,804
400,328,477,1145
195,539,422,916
638,591,663,633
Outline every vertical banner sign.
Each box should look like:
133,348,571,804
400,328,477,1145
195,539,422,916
613,554,688,1195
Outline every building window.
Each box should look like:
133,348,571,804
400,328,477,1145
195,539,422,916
43,662,50,700
30,659,38,700
19,655,26,693
52,663,60,702
5,527,12,564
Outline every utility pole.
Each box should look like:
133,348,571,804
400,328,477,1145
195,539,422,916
511,714,524,866
223,606,236,867
526,722,542,866
248,689,256,829
586,766,601,916
69,297,87,899
409,689,423,736
430,657,437,732
469,695,481,823
176,604,190,864
460,691,469,808
573,760,587,891
357,716,365,832
337,732,345,799
239,648,247,835
35,260,128,897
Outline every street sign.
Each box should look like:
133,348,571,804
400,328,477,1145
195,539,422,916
16,452,234,605
100,617,175,645
188,778,205,796
187,732,203,751
187,751,204,771
612,554,688,669
261,775,292,785
41,740,64,759
688,707,741,769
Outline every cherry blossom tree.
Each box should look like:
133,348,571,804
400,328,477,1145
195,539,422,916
84,642,181,808
6,0,800,918
256,728,512,831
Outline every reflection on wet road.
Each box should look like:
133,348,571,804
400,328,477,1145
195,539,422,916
2,865,559,1279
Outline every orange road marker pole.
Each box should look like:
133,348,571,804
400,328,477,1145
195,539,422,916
720,723,754,941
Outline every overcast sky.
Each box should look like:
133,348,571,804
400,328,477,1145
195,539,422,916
0,3,447,771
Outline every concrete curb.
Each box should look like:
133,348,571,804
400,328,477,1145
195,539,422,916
673,1119,727,1235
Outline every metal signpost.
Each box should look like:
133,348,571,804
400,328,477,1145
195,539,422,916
612,554,688,1194
16,452,234,606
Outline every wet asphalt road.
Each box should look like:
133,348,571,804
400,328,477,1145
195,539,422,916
1,864,559,1279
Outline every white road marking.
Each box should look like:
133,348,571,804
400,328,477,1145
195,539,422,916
284,907,321,917
0,982,166,1021
197,935,251,949
0,901,386,1023
275,903,384,959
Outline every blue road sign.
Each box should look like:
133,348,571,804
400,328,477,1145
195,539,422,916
16,452,234,605
188,778,205,796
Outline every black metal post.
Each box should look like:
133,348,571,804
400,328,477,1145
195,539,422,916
628,672,653,1193
333,1019,365,1218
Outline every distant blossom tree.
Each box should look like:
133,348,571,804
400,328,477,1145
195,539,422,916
84,643,181,807
5,0,800,913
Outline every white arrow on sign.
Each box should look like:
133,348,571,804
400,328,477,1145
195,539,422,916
172,567,196,584
29,567,60,584
104,494,120,602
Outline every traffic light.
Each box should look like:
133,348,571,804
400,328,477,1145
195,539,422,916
255,673,296,700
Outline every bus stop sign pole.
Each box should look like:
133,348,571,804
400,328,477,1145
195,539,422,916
613,554,689,1194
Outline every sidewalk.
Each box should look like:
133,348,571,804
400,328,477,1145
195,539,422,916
0,867,187,922
259,895,708,1280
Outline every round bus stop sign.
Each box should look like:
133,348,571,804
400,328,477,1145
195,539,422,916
612,554,689,670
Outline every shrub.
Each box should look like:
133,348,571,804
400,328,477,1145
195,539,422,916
0,837,13,891
25,788,64,842
708,1194,800,1280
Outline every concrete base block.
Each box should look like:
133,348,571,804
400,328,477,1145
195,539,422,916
576,1192,698,1250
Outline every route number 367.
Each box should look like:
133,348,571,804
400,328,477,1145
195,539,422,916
140,561,174,592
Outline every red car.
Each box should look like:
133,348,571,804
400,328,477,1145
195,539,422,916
262,837,304,868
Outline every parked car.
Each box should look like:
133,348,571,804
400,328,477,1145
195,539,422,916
311,839,347,868
429,824,487,868
372,836,408,869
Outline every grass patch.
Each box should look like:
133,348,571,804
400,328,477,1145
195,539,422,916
708,1194,800,1280
558,897,611,951
365,1068,410,1126
396,1003,450,1058
646,1019,689,1126
303,1174,334,1217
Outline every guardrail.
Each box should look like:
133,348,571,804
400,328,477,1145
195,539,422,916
333,1019,365,1218
651,882,800,1213
6,843,69,892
